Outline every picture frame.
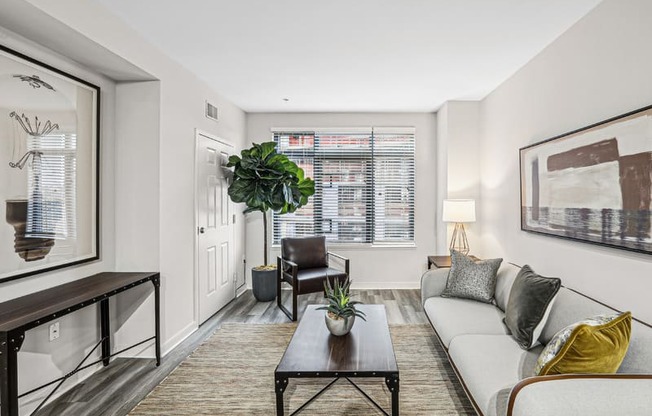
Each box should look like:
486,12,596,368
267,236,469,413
0,44,100,283
520,105,652,255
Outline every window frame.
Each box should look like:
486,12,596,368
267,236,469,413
271,127,416,248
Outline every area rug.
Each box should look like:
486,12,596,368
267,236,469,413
130,323,474,415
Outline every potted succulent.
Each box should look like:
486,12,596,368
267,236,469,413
318,278,366,336
226,141,315,301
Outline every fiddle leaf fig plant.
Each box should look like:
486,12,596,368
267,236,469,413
226,141,315,266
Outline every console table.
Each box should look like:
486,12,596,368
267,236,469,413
0,271,160,416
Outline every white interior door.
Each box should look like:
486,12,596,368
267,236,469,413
196,132,235,324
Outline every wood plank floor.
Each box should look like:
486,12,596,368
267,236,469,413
35,289,427,416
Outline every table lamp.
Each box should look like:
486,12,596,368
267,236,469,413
442,199,476,255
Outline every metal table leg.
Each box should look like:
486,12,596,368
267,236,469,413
386,373,400,415
153,276,161,366
275,375,288,415
0,331,24,416
100,299,111,366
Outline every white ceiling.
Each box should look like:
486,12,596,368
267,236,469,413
93,0,602,113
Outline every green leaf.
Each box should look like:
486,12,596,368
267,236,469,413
225,141,316,261
320,278,364,317
226,155,241,167
259,141,277,159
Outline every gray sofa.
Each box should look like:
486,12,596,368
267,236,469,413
421,262,652,416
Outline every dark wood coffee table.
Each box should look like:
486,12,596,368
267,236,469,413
275,304,399,415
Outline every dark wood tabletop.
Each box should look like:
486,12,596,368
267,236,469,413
276,304,397,374
0,272,158,332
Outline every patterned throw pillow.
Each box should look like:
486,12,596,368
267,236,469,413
441,250,503,303
534,311,632,376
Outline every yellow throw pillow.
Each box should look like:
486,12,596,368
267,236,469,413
536,311,632,376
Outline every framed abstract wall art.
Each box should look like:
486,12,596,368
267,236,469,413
520,105,652,255
0,45,100,283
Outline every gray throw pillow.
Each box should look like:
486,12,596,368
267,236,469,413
441,250,503,303
504,265,561,350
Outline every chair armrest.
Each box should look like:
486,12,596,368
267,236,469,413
420,268,449,305
508,375,652,416
327,251,349,277
277,256,298,281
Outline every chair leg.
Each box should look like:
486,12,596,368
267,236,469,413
292,289,298,322
277,269,295,321
276,260,282,309
278,291,294,321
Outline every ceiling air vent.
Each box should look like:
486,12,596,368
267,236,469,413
205,101,218,122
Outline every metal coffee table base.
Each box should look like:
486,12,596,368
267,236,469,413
275,372,400,416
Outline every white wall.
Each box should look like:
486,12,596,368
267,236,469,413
436,101,482,253
246,112,437,289
0,26,117,415
435,104,449,251
479,0,652,324
22,0,247,354
1,1,247,413
112,81,161,356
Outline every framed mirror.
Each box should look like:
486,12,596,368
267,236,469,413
0,45,100,283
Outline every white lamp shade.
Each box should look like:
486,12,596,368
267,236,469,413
442,199,476,223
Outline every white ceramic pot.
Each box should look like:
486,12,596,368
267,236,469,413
325,312,355,336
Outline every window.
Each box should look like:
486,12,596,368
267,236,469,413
272,128,415,245
26,134,77,239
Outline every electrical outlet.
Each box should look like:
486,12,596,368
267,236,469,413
49,322,60,341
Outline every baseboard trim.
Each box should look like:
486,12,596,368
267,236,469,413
162,320,198,356
351,282,420,290
113,340,155,359
236,285,247,297
277,282,420,290
20,361,103,415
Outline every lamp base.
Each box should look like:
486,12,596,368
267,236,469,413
449,222,470,255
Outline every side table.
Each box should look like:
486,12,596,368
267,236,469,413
427,255,480,269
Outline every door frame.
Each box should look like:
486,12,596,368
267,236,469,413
193,129,235,326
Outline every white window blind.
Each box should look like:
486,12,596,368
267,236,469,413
26,134,77,239
272,127,415,245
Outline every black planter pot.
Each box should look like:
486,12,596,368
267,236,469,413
252,268,277,301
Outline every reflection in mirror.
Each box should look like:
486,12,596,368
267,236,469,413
0,46,99,281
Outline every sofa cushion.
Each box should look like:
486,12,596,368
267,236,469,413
293,267,347,293
441,250,503,303
540,287,614,344
536,311,632,376
494,262,521,312
448,334,543,416
504,265,561,350
423,297,508,348
619,319,652,373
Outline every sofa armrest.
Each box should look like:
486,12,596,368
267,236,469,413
508,375,652,416
420,268,449,305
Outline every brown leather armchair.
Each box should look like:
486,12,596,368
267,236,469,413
277,236,349,321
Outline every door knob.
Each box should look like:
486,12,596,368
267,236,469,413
199,227,205,234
